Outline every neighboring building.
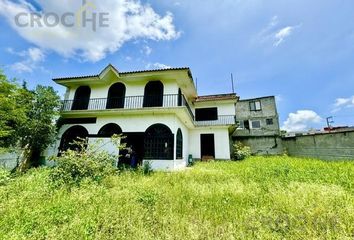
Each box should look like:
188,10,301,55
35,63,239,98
232,96,283,155
43,64,238,170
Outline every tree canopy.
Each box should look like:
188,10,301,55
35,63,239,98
0,70,61,170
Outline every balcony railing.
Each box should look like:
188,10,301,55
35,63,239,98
61,95,236,127
194,115,236,126
61,94,195,120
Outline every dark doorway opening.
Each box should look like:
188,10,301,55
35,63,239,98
200,134,215,159
72,86,91,110
143,81,164,107
98,123,122,137
58,125,89,155
119,132,145,167
106,82,126,109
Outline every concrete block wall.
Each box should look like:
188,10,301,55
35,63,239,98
282,130,354,160
233,136,283,155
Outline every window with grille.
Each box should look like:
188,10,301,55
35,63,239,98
144,124,174,160
176,129,183,159
266,118,274,125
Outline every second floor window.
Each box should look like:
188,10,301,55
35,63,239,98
195,108,218,121
250,101,261,111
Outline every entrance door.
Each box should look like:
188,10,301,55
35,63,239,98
119,132,145,167
200,134,215,159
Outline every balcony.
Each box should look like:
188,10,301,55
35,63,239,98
61,94,195,120
61,94,236,127
194,115,236,126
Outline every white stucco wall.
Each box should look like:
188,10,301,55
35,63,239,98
189,127,231,160
44,112,192,170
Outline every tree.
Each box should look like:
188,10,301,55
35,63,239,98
0,71,28,151
17,85,61,171
0,70,61,171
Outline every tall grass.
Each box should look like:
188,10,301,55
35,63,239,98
0,156,353,239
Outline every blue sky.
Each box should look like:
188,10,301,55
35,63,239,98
0,0,353,131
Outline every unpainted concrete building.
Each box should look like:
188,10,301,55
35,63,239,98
233,96,283,155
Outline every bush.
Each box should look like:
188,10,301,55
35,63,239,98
0,168,11,186
141,160,153,175
49,136,124,187
233,142,251,160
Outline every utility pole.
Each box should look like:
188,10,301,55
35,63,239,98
231,73,235,93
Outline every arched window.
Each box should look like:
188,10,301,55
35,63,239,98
98,123,122,137
106,83,126,109
144,124,173,160
176,129,183,159
143,81,164,107
58,125,89,154
72,86,91,110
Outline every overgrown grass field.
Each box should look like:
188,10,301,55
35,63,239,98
1,156,354,239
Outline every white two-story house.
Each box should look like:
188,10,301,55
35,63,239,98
44,64,238,170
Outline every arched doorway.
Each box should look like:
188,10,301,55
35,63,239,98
106,83,126,109
58,125,89,154
144,124,174,160
143,81,164,107
72,86,91,110
98,123,122,137
176,129,183,159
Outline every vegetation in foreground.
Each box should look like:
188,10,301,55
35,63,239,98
0,156,354,239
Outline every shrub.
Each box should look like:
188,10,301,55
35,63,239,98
0,167,11,186
233,142,251,160
141,160,153,175
49,135,124,187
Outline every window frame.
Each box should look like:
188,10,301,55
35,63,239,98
249,101,262,111
251,120,261,129
266,118,274,125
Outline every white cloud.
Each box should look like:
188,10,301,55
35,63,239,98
273,26,295,47
28,47,45,62
146,62,171,69
0,0,180,62
7,47,45,73
142,45,152,56
332,96,354,113
257,16,300,47
282,110,322,132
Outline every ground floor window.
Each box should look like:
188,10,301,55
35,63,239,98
176,129,183,159
144,124,174,160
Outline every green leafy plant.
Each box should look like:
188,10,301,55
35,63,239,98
0,168,11,186
49,135,124,187
141,160,153,175
233,142,251,160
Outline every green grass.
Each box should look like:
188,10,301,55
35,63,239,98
0,156,354,239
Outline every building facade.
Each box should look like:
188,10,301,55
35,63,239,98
232,96,283,155
43,65,238,170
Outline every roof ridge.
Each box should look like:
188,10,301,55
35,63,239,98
53,65,190,81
